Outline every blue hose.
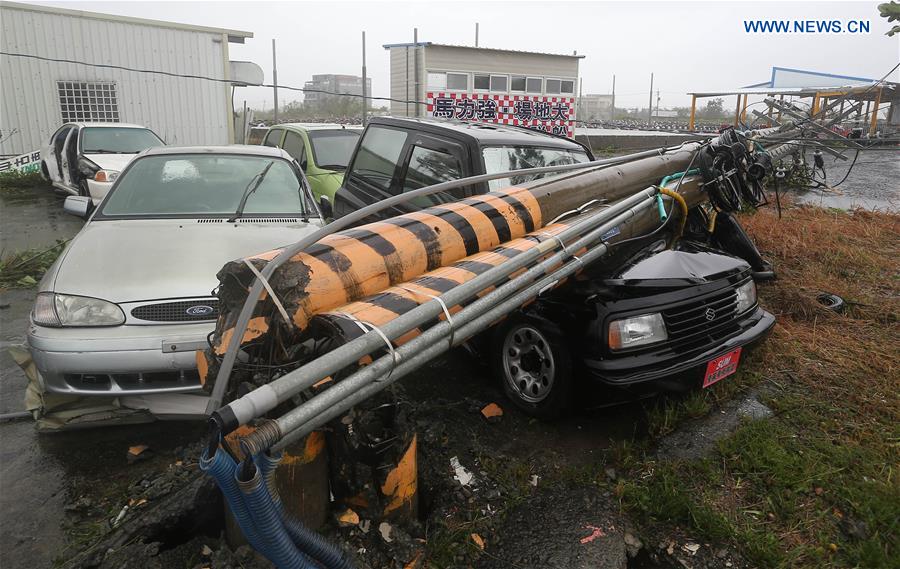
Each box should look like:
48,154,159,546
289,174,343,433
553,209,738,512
238,464,319,569
199,449,267,554
258,452,356,569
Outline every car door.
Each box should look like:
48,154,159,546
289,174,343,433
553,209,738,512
281,130,308,171
45,126,72,183
59,127,79,189
396,133,471,209
262,128,285,148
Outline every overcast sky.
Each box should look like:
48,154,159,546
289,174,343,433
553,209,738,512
27,0,900,111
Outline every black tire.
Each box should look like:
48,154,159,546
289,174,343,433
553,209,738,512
817,293,845,313
40,161,51,182
490,314,573,419
78,180,90,197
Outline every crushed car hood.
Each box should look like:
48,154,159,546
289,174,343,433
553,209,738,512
606,245,750,287
83,153,137,172
48,219,322,303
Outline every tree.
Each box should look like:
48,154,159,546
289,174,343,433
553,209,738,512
701,98,726,118
879,1,900,36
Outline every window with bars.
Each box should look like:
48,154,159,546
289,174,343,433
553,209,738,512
57,81,120,123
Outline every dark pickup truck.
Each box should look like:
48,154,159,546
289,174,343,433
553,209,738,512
330,117,774,418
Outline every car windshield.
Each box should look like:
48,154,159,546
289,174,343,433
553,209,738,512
99,154,312,218
308,129,361,170
81,127,164,154
482,146,590,190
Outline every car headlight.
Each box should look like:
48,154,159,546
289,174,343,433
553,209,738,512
32,292,125,327
94,170,120,183
608,312,668,351
735,280,757,314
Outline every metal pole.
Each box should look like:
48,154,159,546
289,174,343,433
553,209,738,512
272,39,279,124
611,74,616,120
248,193,661,450
413,28,420,117
242,100,248,143
578,77,583,124
647,73,654,125
405,46,410,117
475,22,479,47
361,31,368,127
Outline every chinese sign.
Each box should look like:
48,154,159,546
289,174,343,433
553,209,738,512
426,92,575,137
0,150,42,174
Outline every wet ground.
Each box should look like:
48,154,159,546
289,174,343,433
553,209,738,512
0,152,895,568
794,148,899,211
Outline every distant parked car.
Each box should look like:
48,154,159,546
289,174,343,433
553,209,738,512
28,145,324,397
41,123,165,205
261,123,362,209
246,125,269,146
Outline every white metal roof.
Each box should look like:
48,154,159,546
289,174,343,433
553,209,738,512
382,41,585,59
0,1,253,42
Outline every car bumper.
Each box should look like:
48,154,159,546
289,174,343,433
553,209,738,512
27,321,214,395
85,179,113,205
583,308,775,387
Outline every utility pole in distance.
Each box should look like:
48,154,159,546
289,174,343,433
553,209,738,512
361,31,368,127
611,74,616,120
272,39,279,124
647,72,654,126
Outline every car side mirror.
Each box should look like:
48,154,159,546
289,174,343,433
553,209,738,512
63,195,93,218
318,196,333,220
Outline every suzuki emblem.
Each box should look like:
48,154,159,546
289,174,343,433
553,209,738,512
705,308,716,321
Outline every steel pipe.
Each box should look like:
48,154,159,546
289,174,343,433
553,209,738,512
205,142,706,414
214,187,671,432
247,195,659,452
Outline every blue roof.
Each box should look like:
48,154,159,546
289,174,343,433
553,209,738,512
743,66,875,89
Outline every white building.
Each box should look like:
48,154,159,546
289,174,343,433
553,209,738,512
383,42,583,137
0,1,259,156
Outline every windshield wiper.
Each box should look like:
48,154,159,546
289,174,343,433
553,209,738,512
228,161,275,222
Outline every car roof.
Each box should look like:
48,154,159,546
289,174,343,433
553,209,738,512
65,122,150,129
272,123,363,132
369,117,586,150
140,145,292,159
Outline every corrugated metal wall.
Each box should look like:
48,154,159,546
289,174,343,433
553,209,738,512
0,5,232,156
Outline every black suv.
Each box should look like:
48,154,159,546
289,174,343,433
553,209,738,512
331,117,774,418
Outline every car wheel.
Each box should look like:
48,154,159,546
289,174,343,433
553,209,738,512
78,180,90,197
491,315,573,419
40,161,50,181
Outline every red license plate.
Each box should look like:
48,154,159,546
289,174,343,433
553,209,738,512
703,347,742,388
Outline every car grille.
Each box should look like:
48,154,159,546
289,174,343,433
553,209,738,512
661,287,742,353
64,370,201,391
131,300,220,322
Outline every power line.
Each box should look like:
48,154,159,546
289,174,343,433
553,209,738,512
0,50,422,107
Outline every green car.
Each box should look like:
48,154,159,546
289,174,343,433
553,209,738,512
261,123,362,207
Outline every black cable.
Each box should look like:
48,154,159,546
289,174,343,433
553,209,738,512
0,50,423,107
830,149,861,188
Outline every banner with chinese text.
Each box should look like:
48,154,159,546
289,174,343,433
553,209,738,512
426,92,575,137
0,150,42,174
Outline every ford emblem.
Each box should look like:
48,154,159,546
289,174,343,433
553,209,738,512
186,305,214,317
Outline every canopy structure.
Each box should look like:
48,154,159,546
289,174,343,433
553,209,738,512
687,67,899,135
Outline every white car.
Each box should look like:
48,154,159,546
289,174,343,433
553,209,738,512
41,122,165,205
28,145,324,396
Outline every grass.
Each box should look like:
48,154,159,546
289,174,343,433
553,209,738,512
0,170,46,191
620,203,900,568
0,240,68,288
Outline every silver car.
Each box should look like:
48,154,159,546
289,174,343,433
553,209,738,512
28,145,324,396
